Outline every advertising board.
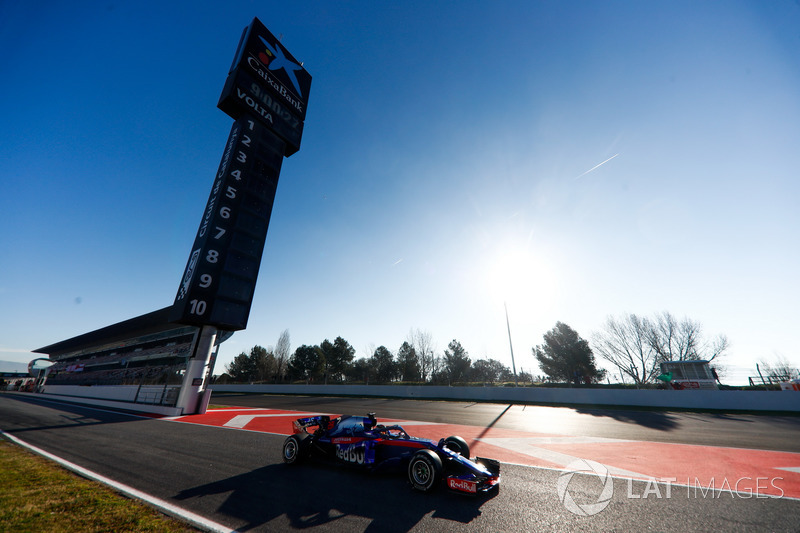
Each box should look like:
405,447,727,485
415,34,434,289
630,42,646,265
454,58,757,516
218,17,312,155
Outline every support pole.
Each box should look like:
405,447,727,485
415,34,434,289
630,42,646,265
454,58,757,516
176,326,217,414
505,302,518,387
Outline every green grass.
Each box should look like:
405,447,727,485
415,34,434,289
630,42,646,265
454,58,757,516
0,439,198,532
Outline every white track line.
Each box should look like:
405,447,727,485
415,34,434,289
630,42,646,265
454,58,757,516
222,412,327,428
0,430,237,533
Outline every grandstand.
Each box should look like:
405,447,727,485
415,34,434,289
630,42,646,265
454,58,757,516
33,307,232,411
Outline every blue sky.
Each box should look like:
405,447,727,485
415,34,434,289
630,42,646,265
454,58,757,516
1,1,798,384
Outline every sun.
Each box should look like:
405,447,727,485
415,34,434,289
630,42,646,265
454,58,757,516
483,246,558,308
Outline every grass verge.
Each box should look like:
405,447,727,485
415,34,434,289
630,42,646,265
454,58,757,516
0,439,197,532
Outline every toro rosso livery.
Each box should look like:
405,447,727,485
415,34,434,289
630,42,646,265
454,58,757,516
282,413,500,494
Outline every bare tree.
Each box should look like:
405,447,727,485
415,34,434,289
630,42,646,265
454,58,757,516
409,329,435,382
593,312,730,386
759,354,799,381
592,314,659,385
274,329,291,383
649,312,729,363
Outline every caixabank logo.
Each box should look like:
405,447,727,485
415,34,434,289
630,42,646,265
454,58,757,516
241,18,312,120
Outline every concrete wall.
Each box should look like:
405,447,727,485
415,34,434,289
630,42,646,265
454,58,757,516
6,390,183,416
44,385,141,401
43,384,177,403
37,384,183,416
209,384,800,413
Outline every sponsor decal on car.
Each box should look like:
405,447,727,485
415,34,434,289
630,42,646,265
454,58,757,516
332,437,368,444
336,444,366,464
447,477,477,493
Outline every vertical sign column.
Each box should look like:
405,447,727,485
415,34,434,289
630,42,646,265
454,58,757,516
171,115,286,330
172,16,311,332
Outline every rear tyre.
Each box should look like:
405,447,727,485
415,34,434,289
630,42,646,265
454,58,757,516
444,435,470,458
408,449,443,492
282,434,309,464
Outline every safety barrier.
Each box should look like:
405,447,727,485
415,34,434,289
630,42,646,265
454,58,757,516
208,383,800,413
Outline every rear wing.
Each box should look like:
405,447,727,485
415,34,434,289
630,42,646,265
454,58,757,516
292,415,331,434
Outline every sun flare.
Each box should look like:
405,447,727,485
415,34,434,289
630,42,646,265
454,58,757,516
483,247,558,308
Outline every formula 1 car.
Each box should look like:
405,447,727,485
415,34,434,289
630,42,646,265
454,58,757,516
281,413,500,494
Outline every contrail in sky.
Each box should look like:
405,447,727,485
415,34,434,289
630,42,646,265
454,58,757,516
574,153,619,180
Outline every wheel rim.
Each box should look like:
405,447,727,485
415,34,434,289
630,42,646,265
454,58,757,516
412,459,431,485
284,439,297,460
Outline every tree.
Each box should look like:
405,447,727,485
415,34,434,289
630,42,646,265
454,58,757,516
592,314,656,385
758,354,798,381
250,345,276,382
273,329,291,383
470,358,511,383
225,351,258,382
225,345,273,382
592,312,729,386
288,345,325,383
649,311,729,363
372,346,396,383
397,341,420,382
444,339,471,384
409,329,435,382
533,322,605,383
346,357,375,383
320,337,355,383
430,354,446,384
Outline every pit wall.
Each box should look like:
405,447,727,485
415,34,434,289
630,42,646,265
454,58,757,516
30,385,184,416
44,385,147,402
208,384,800,413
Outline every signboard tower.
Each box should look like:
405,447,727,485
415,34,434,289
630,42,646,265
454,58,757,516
172,18,311,413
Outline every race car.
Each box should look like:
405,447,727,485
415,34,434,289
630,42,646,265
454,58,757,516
281,413,500,494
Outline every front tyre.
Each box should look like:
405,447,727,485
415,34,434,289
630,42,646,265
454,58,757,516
408,449,443,492
444,436,470,458
282,434,308,464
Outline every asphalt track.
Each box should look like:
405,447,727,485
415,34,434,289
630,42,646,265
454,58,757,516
2,392,799,532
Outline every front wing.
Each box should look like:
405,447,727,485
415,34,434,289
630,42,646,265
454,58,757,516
444,456,501,494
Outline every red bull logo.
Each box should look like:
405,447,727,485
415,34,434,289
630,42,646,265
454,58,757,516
447,477,477,493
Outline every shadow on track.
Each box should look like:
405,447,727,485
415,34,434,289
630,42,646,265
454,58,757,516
573,407,680,431
0,393,144,434
174,462,496,532
471,404,512,444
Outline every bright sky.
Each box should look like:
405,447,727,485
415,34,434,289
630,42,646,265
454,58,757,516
2,1,798,385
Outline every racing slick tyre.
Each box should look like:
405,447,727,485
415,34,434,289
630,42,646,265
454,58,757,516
282,434,309,464
408,449,443,492
444,436,470,458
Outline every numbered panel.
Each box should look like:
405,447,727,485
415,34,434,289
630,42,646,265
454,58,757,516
171,114,286,330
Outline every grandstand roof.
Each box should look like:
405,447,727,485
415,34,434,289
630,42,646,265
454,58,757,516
33,307,188,359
